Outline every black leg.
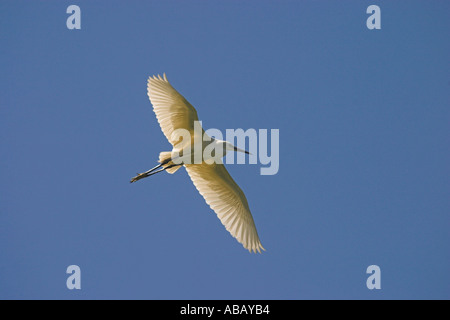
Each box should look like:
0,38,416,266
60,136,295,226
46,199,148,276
130,163,183,183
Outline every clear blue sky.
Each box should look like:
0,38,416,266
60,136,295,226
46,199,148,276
1,1,449,299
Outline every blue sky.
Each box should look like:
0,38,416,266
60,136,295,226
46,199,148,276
1,1,449,299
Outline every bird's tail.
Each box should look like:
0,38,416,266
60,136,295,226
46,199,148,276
159,151,182,174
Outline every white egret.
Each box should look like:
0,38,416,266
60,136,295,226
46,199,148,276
131,74,265,253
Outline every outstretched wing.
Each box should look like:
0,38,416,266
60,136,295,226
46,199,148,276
147,74,199,146
185,162,265,253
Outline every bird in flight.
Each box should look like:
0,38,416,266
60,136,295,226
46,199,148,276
130,74,264,253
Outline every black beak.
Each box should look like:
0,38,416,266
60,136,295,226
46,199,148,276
233,146,252,155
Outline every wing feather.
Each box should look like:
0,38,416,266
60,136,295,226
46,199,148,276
185,163,264,253
147,74,199,146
